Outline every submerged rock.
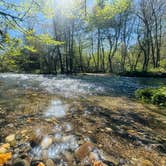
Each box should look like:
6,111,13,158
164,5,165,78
37,162,45,166
45,159,54,166
105,128,112,132
0,152,12,165
63,151,74,163
15,133,22,141
88,131,93,134
29,133,43,148
0,144,10,154
0,147,7,154
89,152,99,164
75,142,94,160
7,123,14,128
40,136,53,149
5,134,16,146
42,150,48,160
13,159,30,166
93,161,107,166
62,135,73,142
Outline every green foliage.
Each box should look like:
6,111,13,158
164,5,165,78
20,0,55,19
0,35,22,72
38,34,64,46
135,87,166,107
160,59,166,69
26,32,64,48
89,0,131,28
149,67,166,73
24,45,37,53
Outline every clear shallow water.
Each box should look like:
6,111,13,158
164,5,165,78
0,73,166,165
0,74,104,97
0,73,165,98
44,100,68,118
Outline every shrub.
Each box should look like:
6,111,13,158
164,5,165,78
135,87,166,107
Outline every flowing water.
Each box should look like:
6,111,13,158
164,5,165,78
0,73,166,166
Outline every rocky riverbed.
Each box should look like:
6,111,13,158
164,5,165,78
0,74,166,166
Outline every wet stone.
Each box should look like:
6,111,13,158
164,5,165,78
87,131,93,134
98,144,103,148
30,160,43,166
7,123,14,128
89,152,98,164
0,146,7,154
13,159,30,166
100,129,105,132
75,142,94,160
45,159,54,166
30,135,43,148
40,136,53,149
105,127,112,132
63,151,74,163
42,150,48,160
5,134,16,146
62,135,74,142
37,162,45,166
1,143,10,149
53,133,62,143
16,134,22,141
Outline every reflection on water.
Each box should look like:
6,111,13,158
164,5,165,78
29,98,78,161
31,130,78,160
44,100,68,118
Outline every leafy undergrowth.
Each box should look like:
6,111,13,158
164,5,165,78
119,71,166,78
135,87,166,107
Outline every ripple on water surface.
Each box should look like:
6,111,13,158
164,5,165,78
44,100,68,118
0,73,104,97
0,73,165,98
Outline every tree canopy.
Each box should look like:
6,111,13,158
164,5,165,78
0,0,166,74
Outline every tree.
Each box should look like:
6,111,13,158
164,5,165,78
89,0,131,72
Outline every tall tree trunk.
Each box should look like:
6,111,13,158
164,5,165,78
79,40,83,72
69,21,74,73
134,51,141,71
57,46,64,74
150,31,156,68
108,55,113,73
121,43,127,72
97,28,100,72
101,39,105,72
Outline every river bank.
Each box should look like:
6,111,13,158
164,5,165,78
0,74,166,166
